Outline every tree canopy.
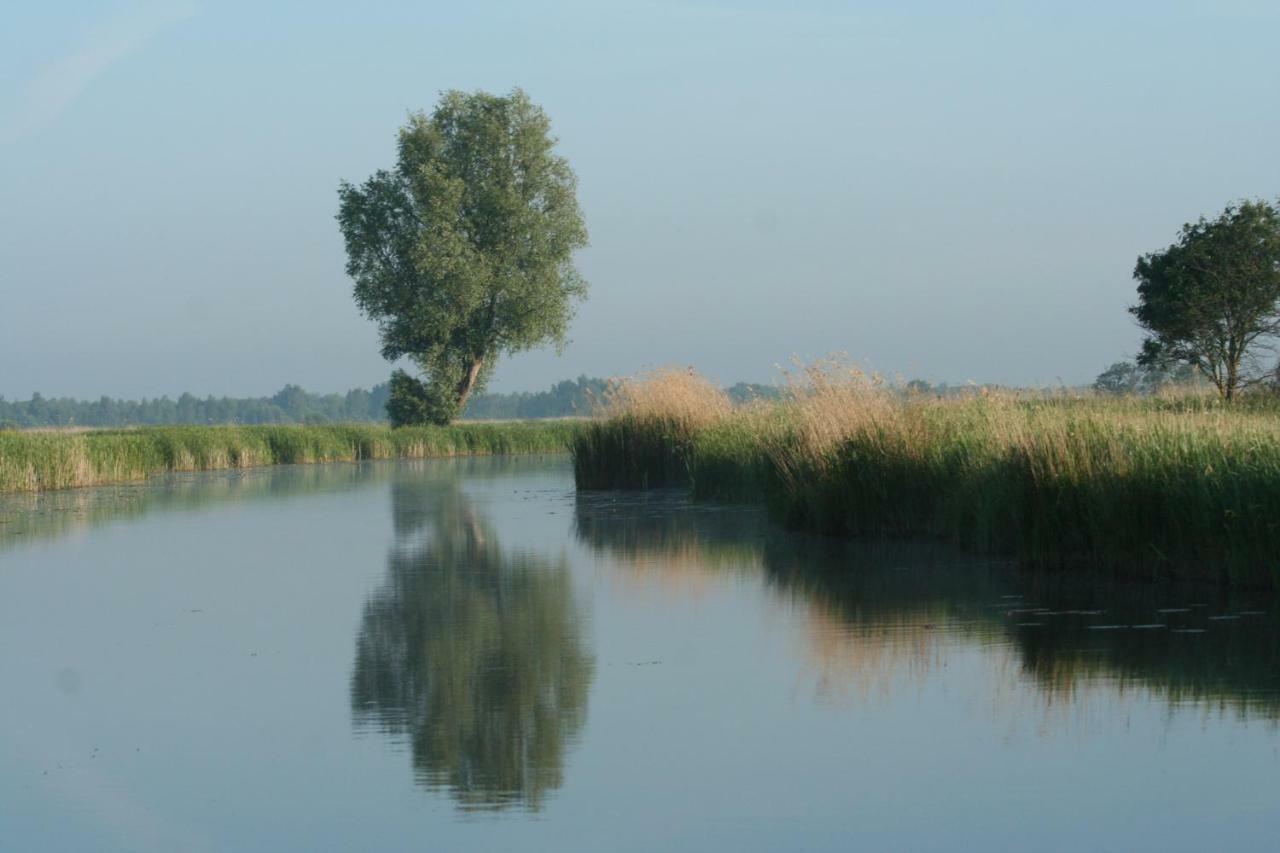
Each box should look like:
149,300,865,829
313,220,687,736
337,89,588,425
1131,199,1280,399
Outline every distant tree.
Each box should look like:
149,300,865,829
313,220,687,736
904,379,932,395
0,377,629,428
1093,360,1198,396
1131,199,1280,400
725,382,783,404
337,89,589,426
1093,361,1142,395
271,384,309,419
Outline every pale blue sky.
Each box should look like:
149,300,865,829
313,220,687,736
2,0,1278,398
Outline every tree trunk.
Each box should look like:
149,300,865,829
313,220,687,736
454,356,485,413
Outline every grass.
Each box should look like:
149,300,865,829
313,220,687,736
572,363,1280,588
0,421,579,493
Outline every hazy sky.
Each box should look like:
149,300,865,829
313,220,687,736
3,0,1278,399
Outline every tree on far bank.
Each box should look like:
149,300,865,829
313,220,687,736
1131,199,1280,400
1092,360,1198,396
337,89,589,426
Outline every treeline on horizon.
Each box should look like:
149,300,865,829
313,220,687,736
0,362,1201,430
0,377,785,429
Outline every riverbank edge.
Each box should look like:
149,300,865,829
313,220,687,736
570,414,1280,591
0,421,580,493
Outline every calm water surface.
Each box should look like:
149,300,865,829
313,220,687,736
2,457,1278,851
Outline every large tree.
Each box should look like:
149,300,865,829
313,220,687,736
337,89,588,425
1131,199,1280,400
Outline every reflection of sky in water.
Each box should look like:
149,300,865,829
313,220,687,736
1,458,1278,852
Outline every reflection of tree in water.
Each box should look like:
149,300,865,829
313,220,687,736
574,491,1280,718
352,472,594,811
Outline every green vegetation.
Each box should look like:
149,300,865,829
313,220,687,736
1092,360,1199,396
0,376,614,428
338,88,589,425
1132,198,1280,400
0,384,393,429
0,421,578,494
572,367,1280,588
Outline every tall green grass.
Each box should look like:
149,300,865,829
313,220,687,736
572,368,1280,588
0,422,578,493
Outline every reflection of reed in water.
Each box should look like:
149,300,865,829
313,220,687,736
572,490,763,599
575,492,1011,700
574,492,1280,719
0,455,555,553
352,469,594,812
0,464,371,551
762,533,1013,704
1007,572,1280,718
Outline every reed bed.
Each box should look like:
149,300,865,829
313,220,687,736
0,422,578,493
572,365,1280,588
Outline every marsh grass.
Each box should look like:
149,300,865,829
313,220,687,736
572,369,733,489
572,364,1280,587
0,422,578,493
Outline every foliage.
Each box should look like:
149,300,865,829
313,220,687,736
337,89,589,424
1132,199,1280,399
573,366,1280,588
1092,359,1198,396
0,377,614,428
385,369,459,427
726,382,783,404
463,375,606,419
0,385,391,428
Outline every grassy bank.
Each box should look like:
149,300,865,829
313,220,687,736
572,367,1280,588
0,422,578,493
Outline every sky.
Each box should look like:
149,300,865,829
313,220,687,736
2,0,1278,400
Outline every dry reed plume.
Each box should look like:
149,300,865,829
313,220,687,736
597,367,732,429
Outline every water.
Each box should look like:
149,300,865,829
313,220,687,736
2,456,1278,851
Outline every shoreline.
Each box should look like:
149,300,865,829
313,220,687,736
0,422,579,494
571,378,1280,590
